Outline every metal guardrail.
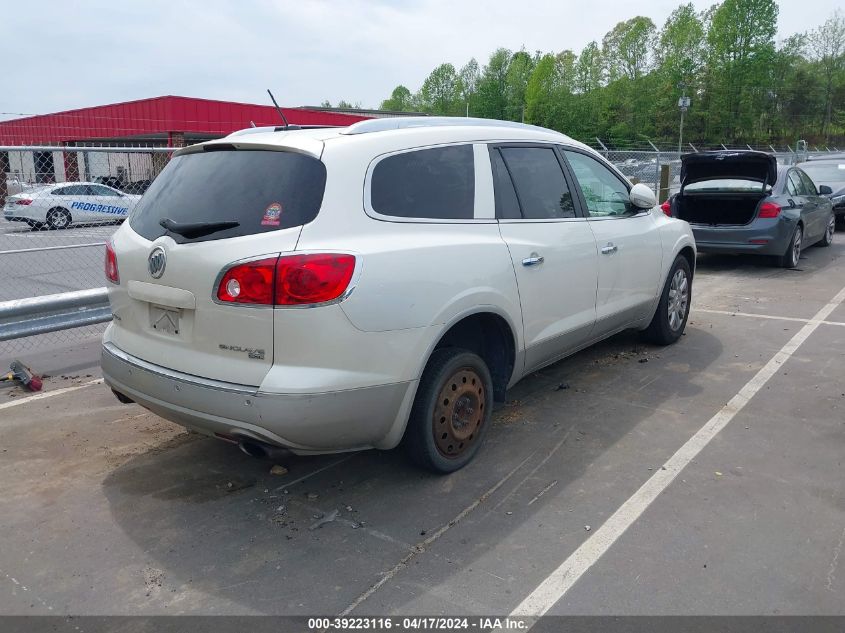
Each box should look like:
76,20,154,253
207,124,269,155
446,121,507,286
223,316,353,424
0,288,111,342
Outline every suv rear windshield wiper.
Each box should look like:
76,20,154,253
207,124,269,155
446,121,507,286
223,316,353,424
159,218,240,239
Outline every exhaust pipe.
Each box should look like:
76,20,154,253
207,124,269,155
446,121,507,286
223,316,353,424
237,438,290,460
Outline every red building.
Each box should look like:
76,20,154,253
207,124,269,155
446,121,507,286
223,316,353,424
0,95,371,147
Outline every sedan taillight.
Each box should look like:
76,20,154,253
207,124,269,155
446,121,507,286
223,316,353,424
660,200,672,216
216,254,356,306
14,199,33,205
105,242,120,284
758,202,781,218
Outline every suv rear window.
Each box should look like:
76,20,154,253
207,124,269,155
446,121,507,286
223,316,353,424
370,145,474,220
129,149,327,243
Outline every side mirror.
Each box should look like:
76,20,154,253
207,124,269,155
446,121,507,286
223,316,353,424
819,185,833,195
629,183,657,209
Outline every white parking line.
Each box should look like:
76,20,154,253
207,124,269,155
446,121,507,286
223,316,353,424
511,284,845,619
0,378,103,411
695,307,845,327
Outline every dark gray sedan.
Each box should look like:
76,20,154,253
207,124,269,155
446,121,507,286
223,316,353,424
665,151,835,268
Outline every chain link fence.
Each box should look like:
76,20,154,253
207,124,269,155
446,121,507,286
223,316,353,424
2,140,842,357
1,146,173,355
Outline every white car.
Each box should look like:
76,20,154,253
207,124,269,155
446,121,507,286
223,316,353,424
102,118,696,473
3,181,140,229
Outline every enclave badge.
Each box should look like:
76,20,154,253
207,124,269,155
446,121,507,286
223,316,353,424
148,246,166,279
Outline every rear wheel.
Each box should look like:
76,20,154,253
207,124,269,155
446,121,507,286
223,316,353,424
779,224,802,268
643,255,691,345
403,348,493,474
46,207,71,230
818,215,835,247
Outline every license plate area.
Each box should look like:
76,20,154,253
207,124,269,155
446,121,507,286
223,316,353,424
150,305,181,336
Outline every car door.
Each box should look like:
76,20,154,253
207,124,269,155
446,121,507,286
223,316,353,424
797,169,829,241
561,149,663,335
785,170,810,233
491,144,599,372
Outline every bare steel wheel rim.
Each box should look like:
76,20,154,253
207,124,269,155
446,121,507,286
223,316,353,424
432,367,485,459
667,268,689,331
792,229,802,265
827,218,835,242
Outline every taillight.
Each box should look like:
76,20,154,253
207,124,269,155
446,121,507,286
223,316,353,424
215,253,356,306
275,254,356,305
660,200,672,216
105,241,120,284
216,258,277,304
758,202,781,218
15,199,32,205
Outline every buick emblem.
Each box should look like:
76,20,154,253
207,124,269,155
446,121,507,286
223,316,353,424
148,247,167,279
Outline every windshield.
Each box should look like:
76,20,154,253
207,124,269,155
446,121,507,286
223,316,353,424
799,163,845,183
684,179,769,193
129,149,327,243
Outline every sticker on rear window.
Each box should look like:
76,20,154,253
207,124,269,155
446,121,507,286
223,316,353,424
261,202,283,226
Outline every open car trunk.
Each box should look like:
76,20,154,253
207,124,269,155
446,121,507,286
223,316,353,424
674,192,767,226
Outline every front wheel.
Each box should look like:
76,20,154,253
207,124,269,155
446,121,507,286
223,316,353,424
403,348,494,474
818,215,835,248
643,255,692,345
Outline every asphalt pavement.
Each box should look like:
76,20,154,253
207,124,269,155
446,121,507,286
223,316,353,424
0,238,843,619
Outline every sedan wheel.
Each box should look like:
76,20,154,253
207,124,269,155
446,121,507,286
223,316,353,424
46,208,71,230
819,216,835,247
780,226,802,268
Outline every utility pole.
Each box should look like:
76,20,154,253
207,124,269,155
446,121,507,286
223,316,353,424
677,81,690,155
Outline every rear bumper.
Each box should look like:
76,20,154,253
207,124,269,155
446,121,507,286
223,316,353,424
691,217,795,256
101,342,416,453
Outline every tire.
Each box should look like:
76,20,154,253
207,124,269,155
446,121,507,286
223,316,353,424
643,255,692,346
46,207,72,230
778,224,802,268
403,348,494,474
818,215,835,248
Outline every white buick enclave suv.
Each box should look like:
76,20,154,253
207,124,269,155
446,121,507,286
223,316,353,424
102,118,696,473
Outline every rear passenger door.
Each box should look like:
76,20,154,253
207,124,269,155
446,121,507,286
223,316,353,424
561,149,662,334
786,170,811,233
491,145,599,371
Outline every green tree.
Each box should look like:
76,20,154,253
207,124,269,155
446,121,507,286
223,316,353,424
418,63,461,114
458,58,481,115
574,41,603,93
806,11,845,140
602,17,656,81
475,48,512,119
706,0,779,141
504,50,537,121
525,54,560,127
380,85,414,111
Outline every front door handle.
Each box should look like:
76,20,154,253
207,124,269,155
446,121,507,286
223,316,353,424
601,243,618,255
522,254,544,267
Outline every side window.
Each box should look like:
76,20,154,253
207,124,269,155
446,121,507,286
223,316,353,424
370,145,474,220
498,147,576,219
787,171,803,197
88,185,121,197
490,149,520,219
564,150,633,217
52,186,70,195
798,170,817,196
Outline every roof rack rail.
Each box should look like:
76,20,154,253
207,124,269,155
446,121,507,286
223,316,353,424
228,124,342,138
339,116,557,136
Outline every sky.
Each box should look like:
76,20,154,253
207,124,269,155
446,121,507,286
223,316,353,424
1,0,841,119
